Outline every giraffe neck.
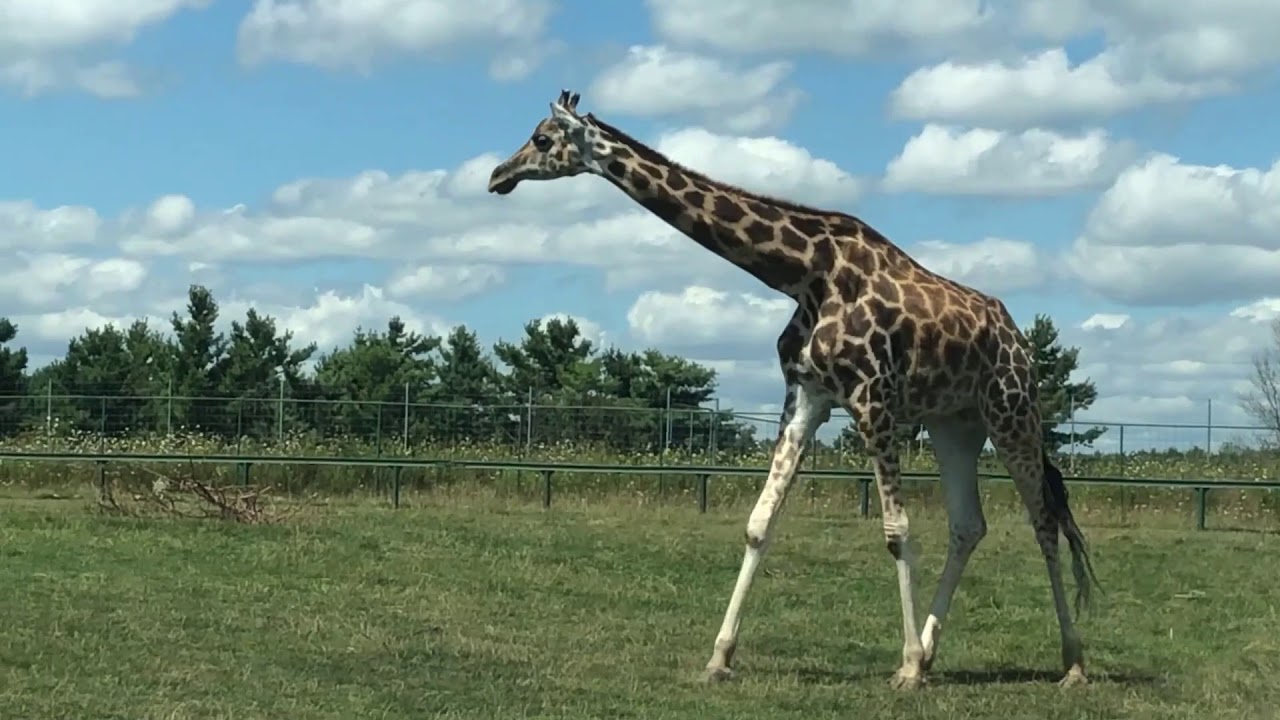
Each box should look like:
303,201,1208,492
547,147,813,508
587,118,825,297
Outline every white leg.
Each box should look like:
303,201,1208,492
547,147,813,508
846,390,925,690
918,417,989,672
704,382,829,681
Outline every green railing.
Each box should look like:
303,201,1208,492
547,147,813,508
3,450,1277,531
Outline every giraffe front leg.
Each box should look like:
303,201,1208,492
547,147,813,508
703,382,829,683
854,403,926,691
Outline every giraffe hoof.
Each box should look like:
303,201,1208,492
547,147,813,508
1058,666,1088,688
889,668,926,691
703,665,734,683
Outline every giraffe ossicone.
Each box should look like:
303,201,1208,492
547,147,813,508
487,89,1102,690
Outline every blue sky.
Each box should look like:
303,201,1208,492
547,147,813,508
2,0,1279,451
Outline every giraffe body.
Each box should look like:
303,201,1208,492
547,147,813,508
488,91,1100,689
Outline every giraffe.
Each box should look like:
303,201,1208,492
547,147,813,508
486,90,1101,689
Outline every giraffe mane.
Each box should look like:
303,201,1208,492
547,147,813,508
587,114,862,221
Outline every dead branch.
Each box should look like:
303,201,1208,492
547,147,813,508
96,460,313,524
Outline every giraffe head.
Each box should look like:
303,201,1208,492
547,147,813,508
487,89,610,195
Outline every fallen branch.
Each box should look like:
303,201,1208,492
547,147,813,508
97,460,312,524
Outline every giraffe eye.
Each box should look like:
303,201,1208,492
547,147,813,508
532,134,552,151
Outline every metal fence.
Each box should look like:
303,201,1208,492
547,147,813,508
0,390,1275,480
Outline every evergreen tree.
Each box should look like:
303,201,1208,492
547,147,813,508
169,285,228,431
312,316,439,442
1023,314,1105,452
0,319,29,436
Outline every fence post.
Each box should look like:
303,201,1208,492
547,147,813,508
44,379,52,437
1195,487,1208,530
664,387,673,449
277,375,285,442
96,460,107,498
711,398,720,459
1118,425,1126,476
236,403,244,454
1068,391,1077,475
166,378,173,435
525,388,534,452
98,397,106,453
392,466,403,509
402,382,410,452
1205,399,1213,456
858,478,871,518
697,473,709,513
540,469,553,509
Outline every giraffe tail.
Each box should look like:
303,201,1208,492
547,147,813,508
1042,451,1101,616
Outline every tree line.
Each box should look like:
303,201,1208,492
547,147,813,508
0,285,1105,455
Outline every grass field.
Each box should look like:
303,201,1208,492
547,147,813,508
1,491,1278,720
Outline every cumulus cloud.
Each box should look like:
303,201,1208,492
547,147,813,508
1062,305,1276,448
1017,0,1280,81
0,201,101,249
1067,154,1280,305
883,125,1135,196
645,0,994,56
655,128,865,207
219,285,451,353
386,264,507,300
590,45,801,133
101,123,862,295
627,286,793,358
0,253,144,307
0,0,208,98
237,0,554,80
909,238,1043,295
889,48,1227,128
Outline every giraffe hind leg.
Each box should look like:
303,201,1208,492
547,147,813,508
918,415,989,674
989,426,1096,687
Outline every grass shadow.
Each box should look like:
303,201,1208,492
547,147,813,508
935,666,1163,687
792,663,1163,688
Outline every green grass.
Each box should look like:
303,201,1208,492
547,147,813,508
2,490,1278,719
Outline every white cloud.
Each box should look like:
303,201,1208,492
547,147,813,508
909,238,1043,295
386,264,506,300
12,307,156,346
1230,299,1280,323
655,128,865,207
1080,313,1129,331
1083,154,1280,249
221,285,452,353
645,0,994,56
883,125,1134,196
538,312,609,349
0,0,207,98
590,45,801,134
0,253,146,307
145,194,197,235
1067,154,1280,305
627,286,793,358
104,124,860,296
1017,0,1280,81
1063,304,1278,447
0,201,101,249
237,0,554,80
890,48,1227,128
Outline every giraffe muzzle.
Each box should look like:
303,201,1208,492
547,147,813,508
488,163,520,195
489,176,518,195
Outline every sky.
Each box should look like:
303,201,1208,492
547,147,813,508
1,0,1279,453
